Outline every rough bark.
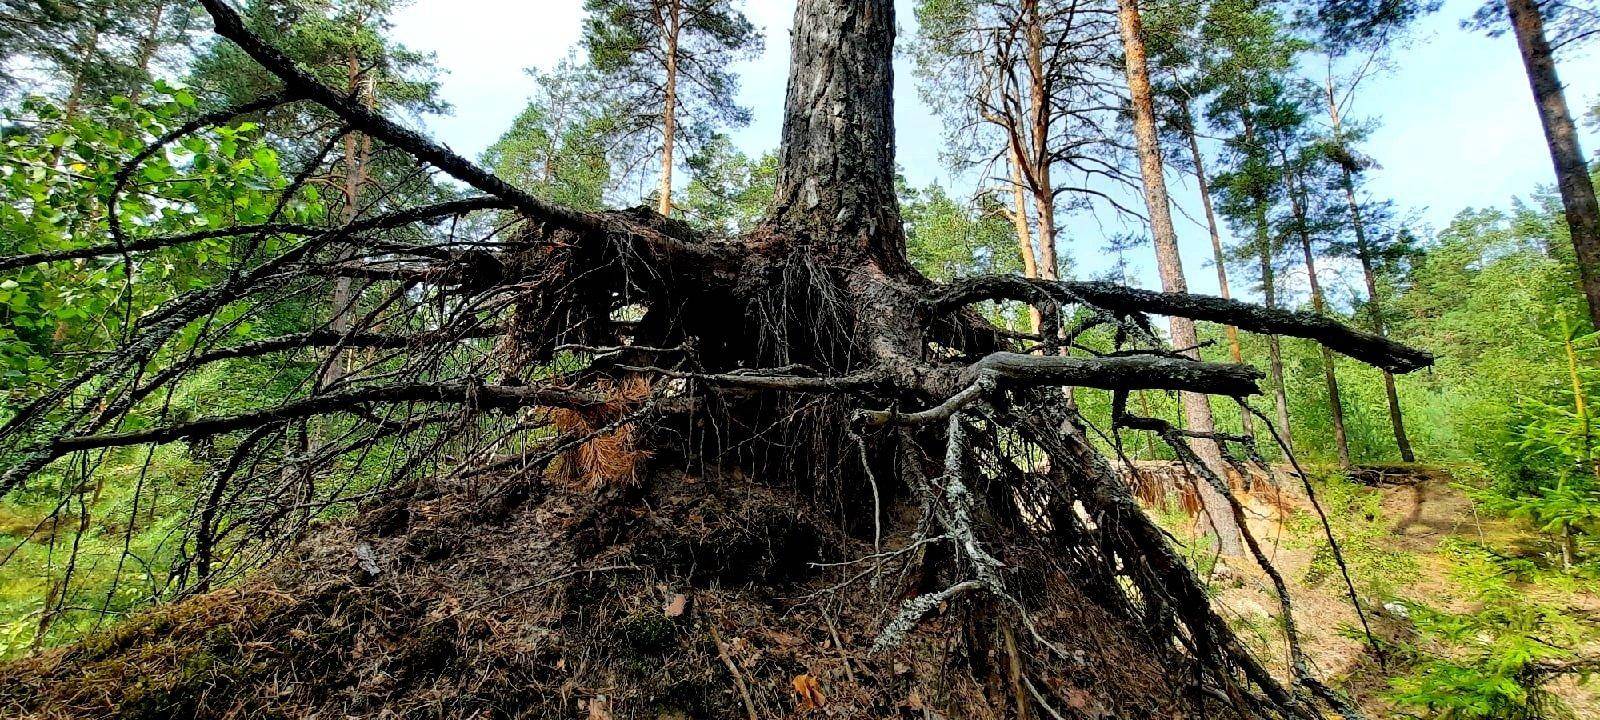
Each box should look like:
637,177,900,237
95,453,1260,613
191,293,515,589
1116,0,1243,556
768,0,904,268
1506,0,1600,332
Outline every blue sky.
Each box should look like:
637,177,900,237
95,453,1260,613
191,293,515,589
389,0,1600,304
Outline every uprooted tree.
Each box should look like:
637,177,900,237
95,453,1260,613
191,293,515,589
0,0,1433,717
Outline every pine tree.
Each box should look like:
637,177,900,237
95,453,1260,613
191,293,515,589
1471,0,1600,331
484,59,617,211
581,0,761,216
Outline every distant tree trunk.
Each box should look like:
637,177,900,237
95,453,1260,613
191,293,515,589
1181,101,1253,440
1324,82,1413,462
127,0,170,102
1241,119,1293,451
324,52,372,388
1022,0,1059,283
1283,157,1352,468
1117,0,1243,555
657,0,682,217
1006,146,1044,334
1506,0,1600,332
1342,175,1414,462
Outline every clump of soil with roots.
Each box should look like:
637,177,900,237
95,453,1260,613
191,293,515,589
0,1,1432,718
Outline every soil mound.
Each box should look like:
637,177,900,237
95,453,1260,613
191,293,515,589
1,470,1198,719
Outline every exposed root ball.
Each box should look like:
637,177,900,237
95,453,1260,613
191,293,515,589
0,471,1207,720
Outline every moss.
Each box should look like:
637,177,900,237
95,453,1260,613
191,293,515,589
615,611,679,655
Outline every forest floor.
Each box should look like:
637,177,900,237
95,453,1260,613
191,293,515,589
1174,463,1600,718
2,461,1596,719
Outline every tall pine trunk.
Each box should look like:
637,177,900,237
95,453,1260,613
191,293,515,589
657,0,682,217
1342,172,1414,462
1283,157,1352,468
1117,0,1243,556
323,52,373,388
1006,146,1044,333
1506,0,1600,331
1181,102,1253,440
1242,118,1294,451
1023,0,1059,283
1325,83,1414,462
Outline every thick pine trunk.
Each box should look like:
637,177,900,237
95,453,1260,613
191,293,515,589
1506,0,1600,331
1116,0,1243,556
769,0,905,268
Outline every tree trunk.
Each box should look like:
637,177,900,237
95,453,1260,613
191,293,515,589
1506,0,1600,331
1324,83,1414,462
127,0,170,103
1241,118,1294,451
323,53,371,388
1006,146,1044,334
657,0,681,217
1117,0,1243,556
1283,159,1352,468
1023,0,1060,283
770,0,905,267
1344,177,1414,462
1182,103,1253,440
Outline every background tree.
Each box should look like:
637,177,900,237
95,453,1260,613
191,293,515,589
0,0,201,110
1277,118,1356,468
1294,0,1438,463
1117,0,1246,554
483,59,616,211
1212,74,1304,451
581,0,761,216
1471,0,1600,332
913,0,1132,334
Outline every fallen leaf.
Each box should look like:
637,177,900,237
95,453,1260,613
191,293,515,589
588,694,611,720
663,593,688,617
793,673,827,711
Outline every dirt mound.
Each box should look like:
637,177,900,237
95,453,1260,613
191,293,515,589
0,469,1201,719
